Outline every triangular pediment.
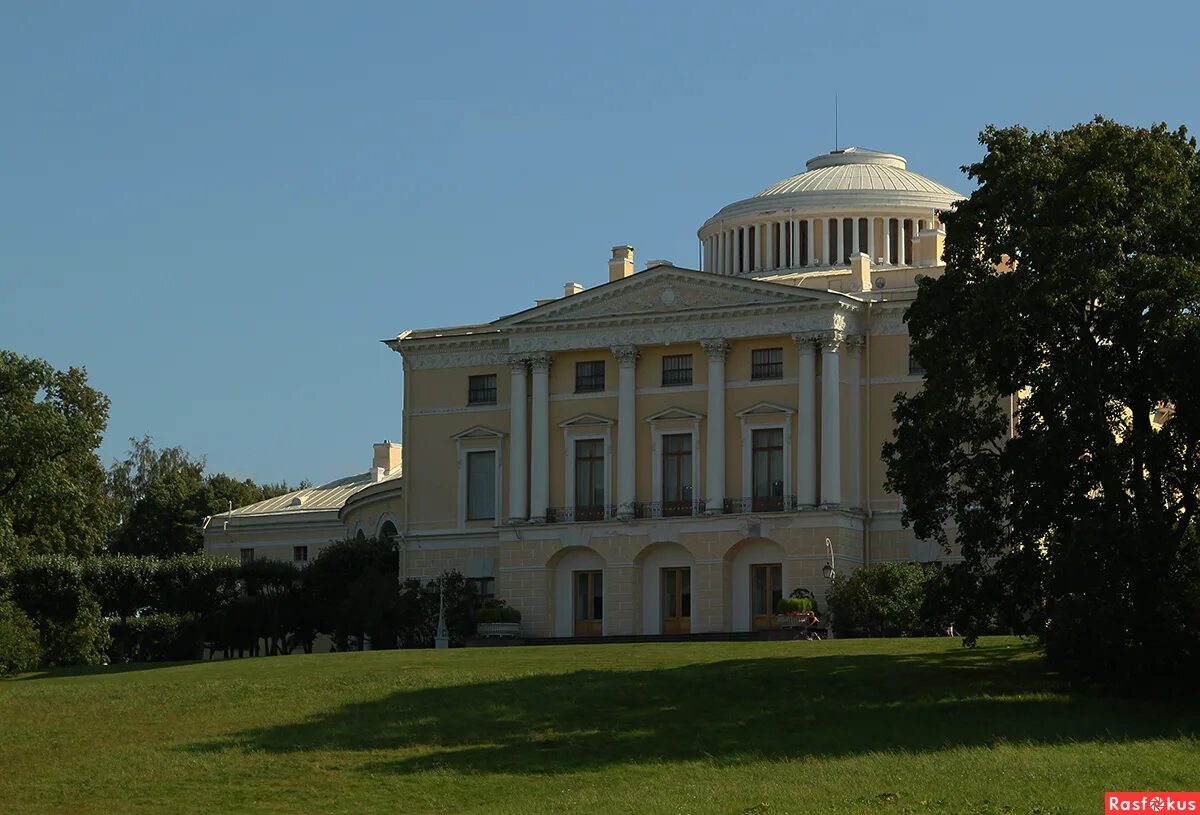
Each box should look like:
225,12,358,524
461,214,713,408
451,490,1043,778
735,401,795,418
558,412,614,428
451,425,505,440
496,266,831,327
645,407,704,423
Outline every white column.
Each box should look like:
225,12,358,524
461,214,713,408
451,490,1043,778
733,227,742,275
791,218,800,268
794,336,818,507
508,357,528,520
529,352,552,521
819,332,843,507
884,218,893,264
831,218,840,265
852,217,860,257
807,218,816,266
776,222,784,270
867,217,876,262
702,339,729,513
720,230,727,274
846,337,863,509
613,345,639,518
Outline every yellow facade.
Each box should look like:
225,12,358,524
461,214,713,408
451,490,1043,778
208,147,966,640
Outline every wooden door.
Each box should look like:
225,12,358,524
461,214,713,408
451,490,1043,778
751,563,782,631
661,567,691,635
573,570,603,636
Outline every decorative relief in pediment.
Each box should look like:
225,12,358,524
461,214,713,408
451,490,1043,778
522,276,808,323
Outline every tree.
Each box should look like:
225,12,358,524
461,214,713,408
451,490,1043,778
884,118,1200,685
107,437,295,557
0,350,113,559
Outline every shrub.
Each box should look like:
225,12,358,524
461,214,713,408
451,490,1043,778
10,554,109,666
499,606,521,624
478,607,502,624
123,613,200,662
826,562,939,638
0,599,39,675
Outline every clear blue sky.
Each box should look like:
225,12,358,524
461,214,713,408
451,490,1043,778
3,1,1196,486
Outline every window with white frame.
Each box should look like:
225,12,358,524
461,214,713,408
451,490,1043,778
661,433,694,516
574,439,605,519
466,450,496,520
752,428,785,510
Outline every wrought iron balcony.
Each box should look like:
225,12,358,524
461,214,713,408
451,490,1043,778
723,495,798,514
633,501,705,519
545,505,615,523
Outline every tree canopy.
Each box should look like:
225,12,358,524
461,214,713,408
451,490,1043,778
884,117,1200,684
107,436,296,557
0,351,112,559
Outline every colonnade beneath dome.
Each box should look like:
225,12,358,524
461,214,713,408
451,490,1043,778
701,214,939,276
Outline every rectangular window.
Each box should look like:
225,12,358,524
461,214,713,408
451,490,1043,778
574,438,605,519
466,450,496,520
240,548,254,564
661,354,693,386
751,347,783,380
575,360,605,393
842,217,853,263
467,577,495,604
752,428,785,510
908,350,926,376
662,433,694,515
467,374,497,405
293,546,308,563
827,218,838,265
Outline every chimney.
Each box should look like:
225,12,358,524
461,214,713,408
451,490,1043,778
851,253,872,291
609,245,634,282
372,440,402,481
564,281,584,296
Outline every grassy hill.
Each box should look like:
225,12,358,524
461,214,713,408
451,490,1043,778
1,637,1196,814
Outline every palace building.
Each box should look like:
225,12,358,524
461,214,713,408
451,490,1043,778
204,146,964,639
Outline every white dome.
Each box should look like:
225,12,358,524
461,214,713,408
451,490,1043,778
700,147,964,231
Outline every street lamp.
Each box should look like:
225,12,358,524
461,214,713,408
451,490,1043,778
434,578,449,650
822,537,836,639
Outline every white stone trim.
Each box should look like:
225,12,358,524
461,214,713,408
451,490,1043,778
456,436,504,527
562,420,613,519
737,403,795,501
647,410,703,517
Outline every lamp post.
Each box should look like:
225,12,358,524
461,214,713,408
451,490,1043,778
822,537,836,639
434,578,449,650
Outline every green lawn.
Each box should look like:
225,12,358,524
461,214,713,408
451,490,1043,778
1,637,1196,814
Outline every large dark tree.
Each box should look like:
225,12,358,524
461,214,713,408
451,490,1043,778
0,351,113,559
884,118,1200,686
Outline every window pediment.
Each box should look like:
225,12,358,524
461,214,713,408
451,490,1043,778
644,407,704,423
735,401,795,418
451,425,506,440
558,412,614,428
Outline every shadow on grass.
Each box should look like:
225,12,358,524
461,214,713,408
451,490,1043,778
190,643,1200,774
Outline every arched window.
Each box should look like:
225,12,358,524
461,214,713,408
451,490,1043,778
380,520,398,545
355,528,366,541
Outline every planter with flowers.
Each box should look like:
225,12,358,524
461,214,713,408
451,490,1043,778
476,605,522,638
776,596,820,630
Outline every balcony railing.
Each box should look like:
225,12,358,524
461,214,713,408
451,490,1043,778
724,495,798,514
633,501,705,519
545,505,615,523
